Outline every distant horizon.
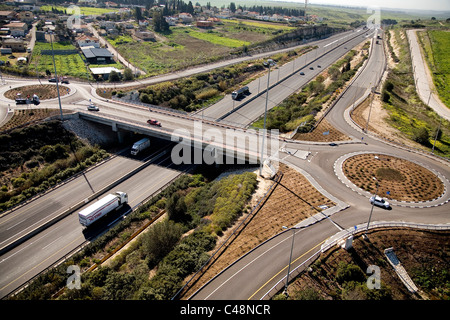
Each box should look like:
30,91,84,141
267,0,450,12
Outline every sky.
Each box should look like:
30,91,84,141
271,0,450,11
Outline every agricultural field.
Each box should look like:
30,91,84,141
30,41,89,79
107,20,288,77
418,29,450,109
39,5,118,15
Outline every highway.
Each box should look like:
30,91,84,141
0,143,187,298
189,28,450,300
201,28,374,125
0,26,449,300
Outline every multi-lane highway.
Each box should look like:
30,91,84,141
189,27,450,300
0,26,448,300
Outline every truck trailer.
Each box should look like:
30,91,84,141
231,86,250,100
78,191,128,227
131,138,150,156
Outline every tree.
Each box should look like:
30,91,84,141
187,1,194,14
135,6,143,21
123,67,133,80
108,70,120,82
141,219,183,268
412,126,430,145
229,2,236,13
152,10,169,32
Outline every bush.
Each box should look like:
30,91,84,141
412,126,430,145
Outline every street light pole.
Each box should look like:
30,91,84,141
282,226,297,297
365,176,379,238
259,59,273,176
49,31,63,121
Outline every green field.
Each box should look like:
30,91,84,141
422,30,450,109
226,19,295,31
181,28,251,48
40,5,118,15
31,42,88,78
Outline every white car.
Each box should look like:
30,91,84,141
370,195,390,209
87,103,99,111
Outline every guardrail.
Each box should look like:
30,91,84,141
258,221,450,300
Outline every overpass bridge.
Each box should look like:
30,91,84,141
74,108,281,175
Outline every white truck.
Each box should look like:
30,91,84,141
78,191,128,227
131,138,150,156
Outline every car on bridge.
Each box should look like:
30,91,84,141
147,119,161,127
370,195,390,209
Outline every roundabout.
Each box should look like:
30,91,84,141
335,151,450,207
4,84,71,101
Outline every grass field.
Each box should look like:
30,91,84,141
40,5,117,15
420,30,450,109
226,19,296,31
107,24,271,76
383,27,450,157
31,41,88,78
181,28,251,48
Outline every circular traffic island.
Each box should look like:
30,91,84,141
5,84,70,101
342,153,444,202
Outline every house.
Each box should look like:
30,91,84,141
196,20,213,28
1,38,25,52
90,66,122,80
4,22,28,37
165,16,177,26
179,13,193,23
135,30,155,41
0,11,17,23
76,35,100,48
81,47,114,64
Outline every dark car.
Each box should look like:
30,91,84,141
299,71,305,75
147,119,162,127
48,78,58,83
309,67,314,70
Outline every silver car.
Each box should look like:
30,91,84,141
370,195,390,209
87,103,99,111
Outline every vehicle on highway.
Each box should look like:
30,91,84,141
329,143,338,146
147,119,162,127
299,71,305,75
87,103,99,111
309,67,314,70
317,65,321,68
78,191,128,227
48,78,58,83
131,138,150,156
231,86,250,100
370,195,390,209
